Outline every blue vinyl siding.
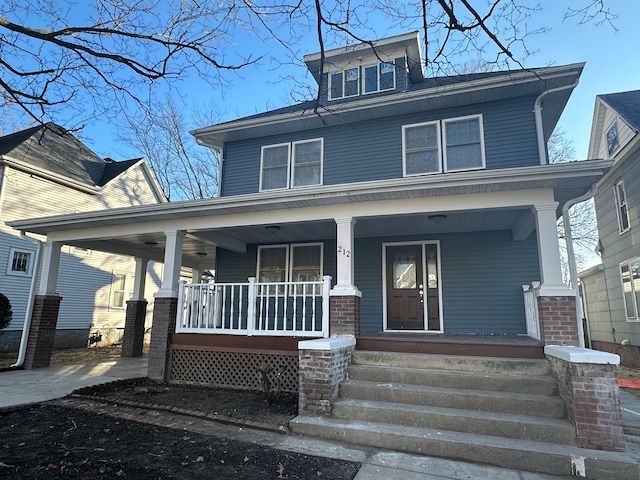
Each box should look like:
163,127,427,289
217,230,539,335
216,241,337,285
221,95,539,196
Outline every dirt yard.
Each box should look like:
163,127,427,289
0,379,360,479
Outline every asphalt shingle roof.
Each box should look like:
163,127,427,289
600,90,640,132
0,123,137,187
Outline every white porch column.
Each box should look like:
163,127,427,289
156,230,186,298
532,204,573,296
332,217,361,297
38,240,63,295
131,257,149,301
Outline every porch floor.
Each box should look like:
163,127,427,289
356,333,544,359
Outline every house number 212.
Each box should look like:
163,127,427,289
337,246,351,257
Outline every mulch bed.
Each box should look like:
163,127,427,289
0,380,360,479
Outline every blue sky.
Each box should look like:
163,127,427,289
76,2,638,162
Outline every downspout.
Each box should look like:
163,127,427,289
11,232,43,367
534,78,580,165
562,182,598,348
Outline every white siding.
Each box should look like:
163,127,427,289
0,162,163,338
597,106,637,160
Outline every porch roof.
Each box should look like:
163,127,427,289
8,159,611,269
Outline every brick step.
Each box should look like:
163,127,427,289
289,416,639,480
339,379,566,418
332,398,576,444
346,364,557,394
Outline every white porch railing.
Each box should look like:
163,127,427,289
522,282,541,340
176,276,331,337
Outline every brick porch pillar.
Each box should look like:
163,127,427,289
121,300,148,357
329,295,360,336
23,295,62,369
546,346,624,452
538,295,580,346
298,337,356,415
147,296,177,382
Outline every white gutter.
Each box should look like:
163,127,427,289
11,232,43,368
562,182,598,348
534,78,580,165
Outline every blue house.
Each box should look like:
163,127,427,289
11,33,635,476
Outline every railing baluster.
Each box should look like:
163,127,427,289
175,277,332,337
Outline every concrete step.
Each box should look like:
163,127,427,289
289,416,639,480
332,398,577,445
347,364,558,395
340,379,566,418
351,350,551,375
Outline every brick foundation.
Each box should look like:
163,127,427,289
23,295,62,369
298,338,356,415
538,295,579,346
121,300,148,357
546,346,624,452
329,295,360,336
147,296,177,382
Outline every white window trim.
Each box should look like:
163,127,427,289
615,180,630,234
402,115,486,177
619,258,640,322
402,120,442,177
257,244,290,281
110,272,128,310
256,243,324,282
328,68,360,101
292,138,324,188
443,114,486,173
607,122,619,157
362,61,396,95
259,139,323,192
6,247,36,277
259,142,291,192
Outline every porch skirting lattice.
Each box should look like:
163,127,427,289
169,346,299,393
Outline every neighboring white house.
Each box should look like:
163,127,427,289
580,90,640,366
0,123,167,351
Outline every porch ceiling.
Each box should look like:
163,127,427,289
8,160,611,269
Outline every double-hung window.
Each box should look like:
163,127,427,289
257,243,323,294
7,248,34,276
260,139,323,191
329,68,359,100
620,259,640,321
364,62,395,94
443,116,485,172
111,273,127,309
403,121,441,175
615,180,630,233
403,115,485,176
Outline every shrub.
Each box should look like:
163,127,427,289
0,292,12,336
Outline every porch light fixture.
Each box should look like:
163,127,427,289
265,225,281,233
428,214,447,224
196,252,208,258
144,241,158,247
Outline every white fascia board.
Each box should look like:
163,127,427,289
15,188,555,244
8,159,611,237
0,155,99,194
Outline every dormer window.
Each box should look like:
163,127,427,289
329,68,359,100
607,123,619,156
364,62,395,94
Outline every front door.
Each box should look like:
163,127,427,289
385,243,441,331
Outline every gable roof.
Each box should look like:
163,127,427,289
0,122,141,190
599,90,640,132
588,89,640,160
